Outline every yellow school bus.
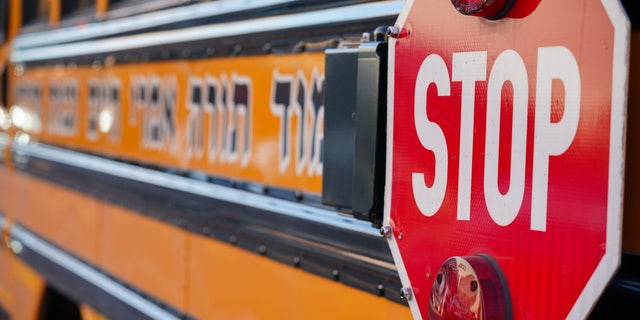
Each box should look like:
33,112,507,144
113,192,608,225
0,0,639,319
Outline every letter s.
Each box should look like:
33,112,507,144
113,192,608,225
412,54,450,217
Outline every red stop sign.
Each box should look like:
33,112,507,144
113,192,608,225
385,0,629,319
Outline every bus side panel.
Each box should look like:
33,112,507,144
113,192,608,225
188,232,413,319
79,304,108,320
8,257,46,320
100,202,187,312
0,236,11,317
12,171,101,264
0,162,13,315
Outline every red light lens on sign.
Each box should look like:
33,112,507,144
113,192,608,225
429,255,512,320
450,0,515,20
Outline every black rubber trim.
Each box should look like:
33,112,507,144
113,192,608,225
14,146,406,305
11,224,194,320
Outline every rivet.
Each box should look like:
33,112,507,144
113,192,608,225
386,26,407,39
361,32,372,42
10,239,23,255
379,226,393,238
377,283,385,294
400,287,413,301
14,64,25,76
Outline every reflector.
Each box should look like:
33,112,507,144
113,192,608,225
429,255,511,320
450,0,515,19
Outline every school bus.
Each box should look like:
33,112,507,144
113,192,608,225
0,0,638,319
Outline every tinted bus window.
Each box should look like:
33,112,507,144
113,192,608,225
22,0,49,26
0,0,7,43
61,0,96,18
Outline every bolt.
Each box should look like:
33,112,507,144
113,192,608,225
14,64,25,76
10,239,23,255
361,32,372,42
386,26,407,39
379,226,393,238
400,287,413,301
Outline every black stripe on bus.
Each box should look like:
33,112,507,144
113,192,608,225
9,224,194,320
13,145,406,305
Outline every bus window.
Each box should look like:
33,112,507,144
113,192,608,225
0,0,7,43
22,0,50,27
61,0,96,19
1,69,6,108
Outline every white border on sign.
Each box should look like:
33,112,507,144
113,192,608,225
568,0,629,319
383,1,629,320
384,0,422,319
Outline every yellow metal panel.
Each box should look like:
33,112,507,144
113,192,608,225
95,0,109,17
187,233,412,320
49,0,61,26
0,246,12,315
80,304,108,320
100,203,187,311
9,257,46,320
12,171,101,263
0,166,12,219
9,0,22,40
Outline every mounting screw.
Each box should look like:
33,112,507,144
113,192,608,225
9,239,23,255
331,269,340,280
377,283,385,295
386,26,407,39
400,287,413,301
379,226,393,238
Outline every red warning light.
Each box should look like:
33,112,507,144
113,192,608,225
429,255,511,320
450,0,515,19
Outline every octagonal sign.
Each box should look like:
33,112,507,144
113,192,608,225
384,0,630,319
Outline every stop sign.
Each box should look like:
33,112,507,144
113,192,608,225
384,0,630,319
